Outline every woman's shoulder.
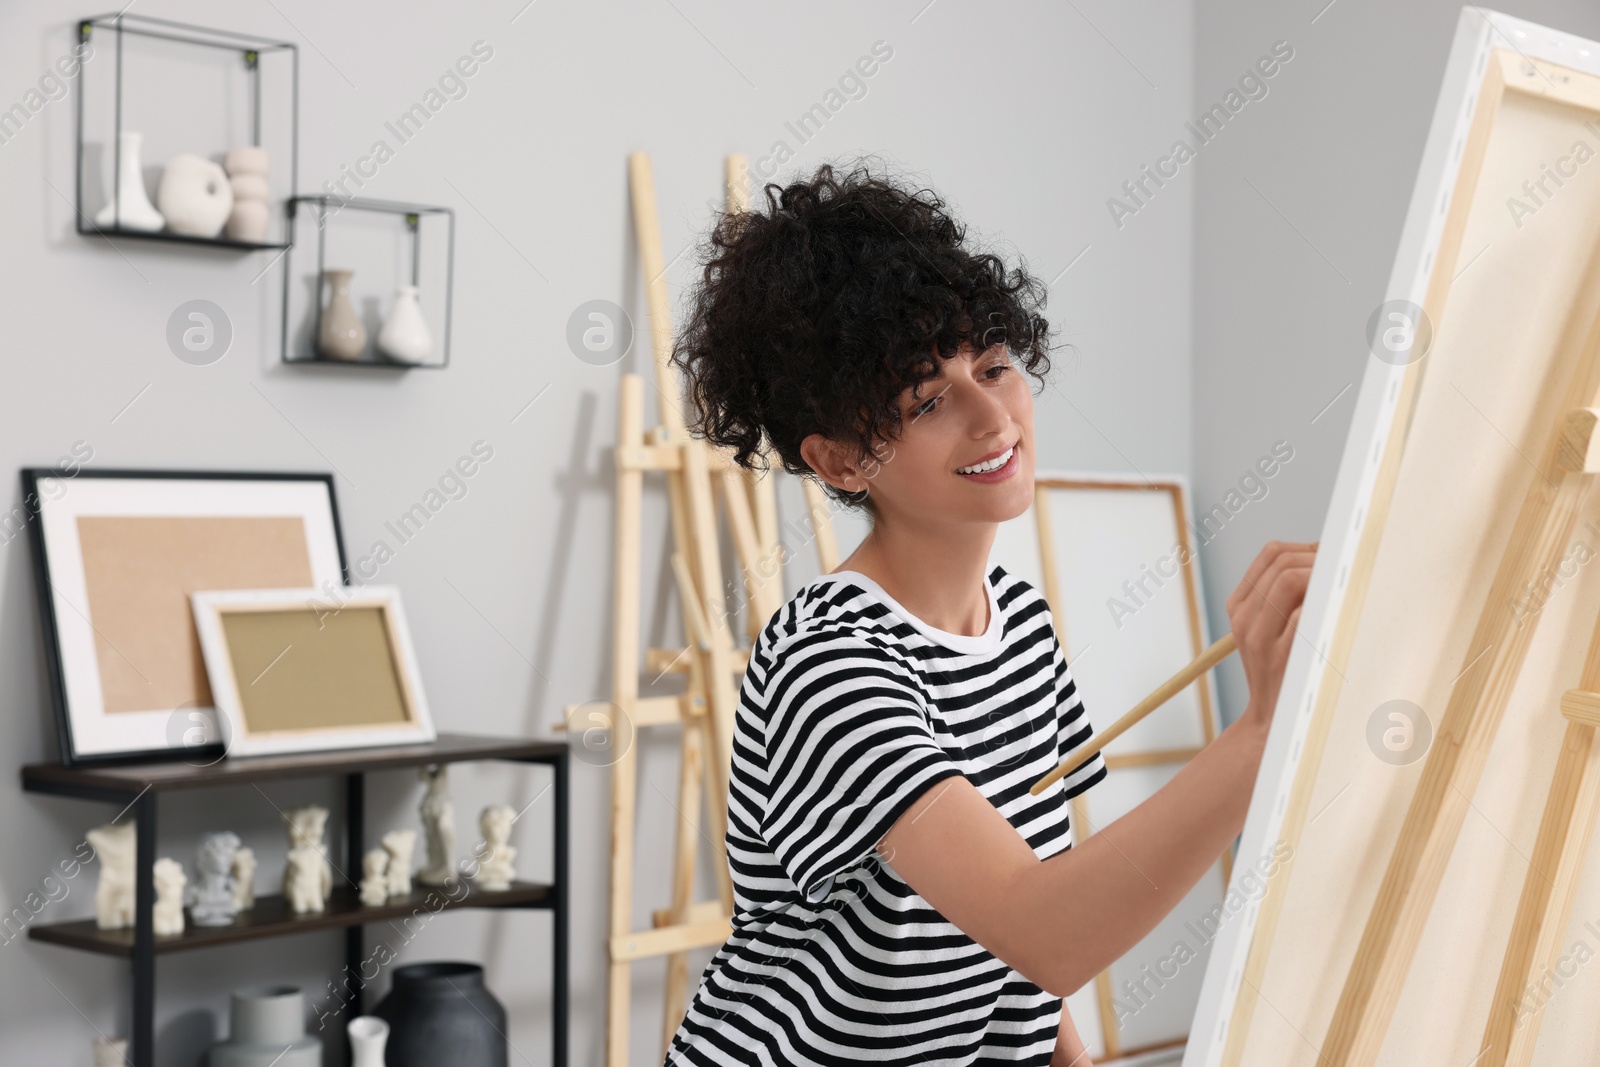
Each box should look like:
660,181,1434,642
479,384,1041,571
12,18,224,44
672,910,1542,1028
757,573,888,645
748,571,921,675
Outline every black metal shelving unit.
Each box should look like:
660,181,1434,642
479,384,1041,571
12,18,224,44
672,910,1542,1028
282,196,456,369
74,12,298,251
23,733,568,1067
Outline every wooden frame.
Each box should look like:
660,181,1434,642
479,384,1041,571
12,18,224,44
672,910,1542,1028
994,472,1226,1063
1185,9,1600,1065
19,467,348,765
190,584,435,757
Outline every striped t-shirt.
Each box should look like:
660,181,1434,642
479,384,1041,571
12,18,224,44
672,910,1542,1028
665,562,1109,1066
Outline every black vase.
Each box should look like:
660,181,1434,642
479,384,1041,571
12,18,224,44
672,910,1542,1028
373,962,507,1067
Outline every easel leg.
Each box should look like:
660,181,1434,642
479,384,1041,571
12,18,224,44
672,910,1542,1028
604,376,645,1067
1478,696,1600,1066
659,698,708,1058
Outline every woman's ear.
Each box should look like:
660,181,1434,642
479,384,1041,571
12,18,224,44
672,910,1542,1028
799,433,864,495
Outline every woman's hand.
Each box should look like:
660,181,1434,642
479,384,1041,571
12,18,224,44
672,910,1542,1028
1227,540,1317,734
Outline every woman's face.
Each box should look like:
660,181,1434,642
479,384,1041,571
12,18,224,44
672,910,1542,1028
827,342,1037,529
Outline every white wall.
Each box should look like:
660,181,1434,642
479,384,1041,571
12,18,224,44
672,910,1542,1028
1190,0,1600,724
0,2,1194,1064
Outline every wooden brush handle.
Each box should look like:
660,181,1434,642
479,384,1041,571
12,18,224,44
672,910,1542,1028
1029,632,1238,796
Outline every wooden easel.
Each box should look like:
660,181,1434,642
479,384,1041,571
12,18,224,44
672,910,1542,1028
1476,596,1600,1067
559,152,843,1067
1319,305,1600,1065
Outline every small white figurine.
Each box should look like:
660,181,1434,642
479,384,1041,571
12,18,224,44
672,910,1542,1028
473,805,518,891
152,857,186,936
85,822,135,930
359,848,390,907
230,847,257,911
92,1036,128,1067
417,766,457,886
381,828,416,897
189,831,240,927
282,805,333,915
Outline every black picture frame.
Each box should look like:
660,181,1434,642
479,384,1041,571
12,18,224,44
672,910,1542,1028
20,467,350,767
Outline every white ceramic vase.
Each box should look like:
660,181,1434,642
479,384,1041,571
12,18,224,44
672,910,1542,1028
94,130,164,232
377,285,434,364
347,1016,389,1067
210,986,319,1067
160,153,235,238
157,153,234,238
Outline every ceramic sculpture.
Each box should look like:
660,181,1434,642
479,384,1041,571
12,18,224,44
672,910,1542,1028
209,985,320,1067
152,857,186,936
230,847,257,911
190,831,241,926
224,145,271,242
359,848,389,907
282,805,333,915
283,844,331,917
417,766,456,886
93,131,164,231
382,828,415,897
157,153,234,238
377,285,433,364
92,1036,128,1066
473,805,517,891
85,821,135,930
316,269,366,360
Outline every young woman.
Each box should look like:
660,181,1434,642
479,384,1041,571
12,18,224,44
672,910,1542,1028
662,160,1314,1066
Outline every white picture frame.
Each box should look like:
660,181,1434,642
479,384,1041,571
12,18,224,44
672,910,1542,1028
190,584,436,758
20,468,347,765
992,471,1227,1063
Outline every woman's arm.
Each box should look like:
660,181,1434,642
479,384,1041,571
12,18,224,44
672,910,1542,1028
1052,1003,1092,1066
876,540,1312,997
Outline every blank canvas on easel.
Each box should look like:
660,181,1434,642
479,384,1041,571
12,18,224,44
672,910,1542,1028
1185,9,1600,1066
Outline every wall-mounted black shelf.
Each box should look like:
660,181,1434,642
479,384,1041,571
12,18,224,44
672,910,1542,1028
281,196,455,369
82,227,289,252
74,13,298,252
30,882,554,957
23,733,568,1067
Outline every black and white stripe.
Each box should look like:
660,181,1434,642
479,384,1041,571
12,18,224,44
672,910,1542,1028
666,563,1108,1066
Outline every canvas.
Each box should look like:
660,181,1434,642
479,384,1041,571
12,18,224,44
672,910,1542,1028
1186,9,1600,1065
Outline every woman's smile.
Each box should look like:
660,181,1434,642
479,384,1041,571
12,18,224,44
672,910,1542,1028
955,441,1021,484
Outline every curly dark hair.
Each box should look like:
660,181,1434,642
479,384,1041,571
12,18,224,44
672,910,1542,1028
669,157,1057,516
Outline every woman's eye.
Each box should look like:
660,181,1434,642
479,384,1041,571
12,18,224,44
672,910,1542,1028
912,398,937,417
985,362,1012,380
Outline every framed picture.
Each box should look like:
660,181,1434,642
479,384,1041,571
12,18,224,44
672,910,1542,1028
991,473,1226,1063
20,468,348,766
190,585,435,757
